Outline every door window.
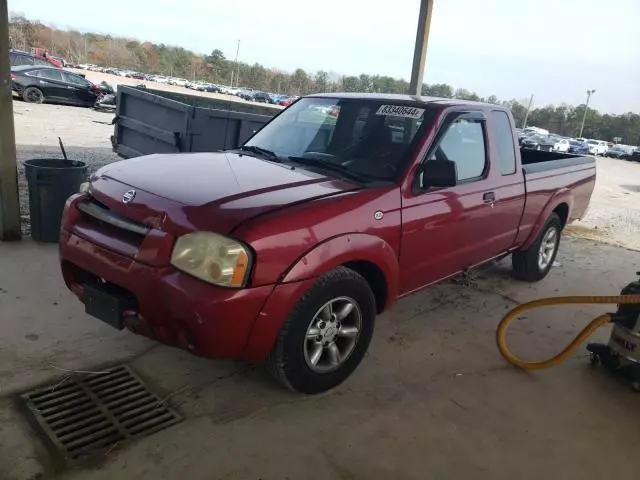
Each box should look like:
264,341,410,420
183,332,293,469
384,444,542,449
12,54,34,66
428,118,487,181
34,57,52,66
62,71,90,86
35,69,63,81
490,110,517,175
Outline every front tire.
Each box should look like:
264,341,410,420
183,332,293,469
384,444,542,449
267,266,376,394
512,213,562,282
23,86,44,104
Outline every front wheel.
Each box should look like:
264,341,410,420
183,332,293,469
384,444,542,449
512,213,562,282
267,266,376,394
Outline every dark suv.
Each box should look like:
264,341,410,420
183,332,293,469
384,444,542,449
9,50,60,68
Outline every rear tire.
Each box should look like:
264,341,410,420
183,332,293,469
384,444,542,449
23,86,44,104
512,213,562,282
267,266,376,394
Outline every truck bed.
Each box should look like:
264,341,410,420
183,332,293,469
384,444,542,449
518,149,596,241
520,149,595,173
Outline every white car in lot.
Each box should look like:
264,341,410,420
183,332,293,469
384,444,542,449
551,137,571,153
587,139,608,155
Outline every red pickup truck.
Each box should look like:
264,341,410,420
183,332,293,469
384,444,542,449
60,94,596,394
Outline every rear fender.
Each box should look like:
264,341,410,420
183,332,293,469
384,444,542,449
281,233,399,308
520,189,573,250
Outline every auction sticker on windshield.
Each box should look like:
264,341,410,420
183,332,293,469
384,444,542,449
376,105,425,119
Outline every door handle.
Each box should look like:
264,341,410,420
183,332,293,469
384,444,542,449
483,192,496,203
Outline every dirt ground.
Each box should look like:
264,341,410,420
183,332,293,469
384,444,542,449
1,237,639,480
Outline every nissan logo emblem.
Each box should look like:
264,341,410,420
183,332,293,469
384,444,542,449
122,190,136,204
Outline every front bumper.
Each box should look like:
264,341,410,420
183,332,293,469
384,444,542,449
60,228,277,359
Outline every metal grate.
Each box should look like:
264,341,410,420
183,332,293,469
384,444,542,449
22,365,182,460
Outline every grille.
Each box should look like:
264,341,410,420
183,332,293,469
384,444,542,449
22,365,182,460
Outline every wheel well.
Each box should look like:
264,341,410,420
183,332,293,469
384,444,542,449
553,203,569,228
342,260,387,314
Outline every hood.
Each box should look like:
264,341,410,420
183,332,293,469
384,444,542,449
92,152,360,234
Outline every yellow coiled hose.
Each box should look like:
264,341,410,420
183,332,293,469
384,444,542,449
496,295,640,370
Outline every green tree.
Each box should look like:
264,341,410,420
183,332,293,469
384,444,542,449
422,83,454,98
315,70,329,93
342,76,359,92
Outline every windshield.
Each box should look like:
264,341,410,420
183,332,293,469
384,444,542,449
244,97,432,181
587,140,598,144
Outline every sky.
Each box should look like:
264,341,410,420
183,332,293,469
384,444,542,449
9,0,640,114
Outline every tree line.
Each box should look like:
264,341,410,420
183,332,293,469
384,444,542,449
8,13,640,145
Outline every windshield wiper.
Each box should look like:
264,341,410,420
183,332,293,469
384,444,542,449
287,156,368,183
240,145,281,162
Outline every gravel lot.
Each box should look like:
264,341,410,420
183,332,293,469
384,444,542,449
71,68,284,109
11,99,640,249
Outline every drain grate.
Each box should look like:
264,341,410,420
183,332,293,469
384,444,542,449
22,365,182,460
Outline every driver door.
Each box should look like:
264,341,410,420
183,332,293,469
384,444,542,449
399,111,495,295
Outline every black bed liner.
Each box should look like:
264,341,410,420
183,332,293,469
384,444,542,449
521,150,595,174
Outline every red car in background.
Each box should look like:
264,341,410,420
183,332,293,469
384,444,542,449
279,96,298,107
9,49,62,68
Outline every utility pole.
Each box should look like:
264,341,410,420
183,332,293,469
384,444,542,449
522,94,534,129
409,0,434,95
0,0,21,241
579,89,596,138
233,40,240,88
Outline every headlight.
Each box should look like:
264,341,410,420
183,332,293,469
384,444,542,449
171,232,252,288
79,182,91,194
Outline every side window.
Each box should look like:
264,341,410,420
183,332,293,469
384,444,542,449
9,52,19,65
429,118,486,181
36,69,63,81
14,54,33,66
34,58,51,66
491,110,517,175
62,72,89,86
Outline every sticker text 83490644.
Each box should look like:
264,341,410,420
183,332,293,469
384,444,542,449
376,105,425,119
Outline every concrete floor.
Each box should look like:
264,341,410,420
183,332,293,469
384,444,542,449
1,236,639,480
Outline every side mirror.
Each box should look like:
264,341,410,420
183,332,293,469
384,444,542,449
420,160,457,189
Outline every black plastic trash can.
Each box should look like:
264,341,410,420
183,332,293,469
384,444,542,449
24,159,87,242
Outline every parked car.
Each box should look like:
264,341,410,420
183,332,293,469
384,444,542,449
551,137,571,153
631,149,640,162
204,84,221,93
60,93,596,394
605,146,630,159
586,140,608,155
568,140,590,154
270,94,287,104
238,90,255,101
11,65,100,106
521,134,556,151
9,49,61,69
522,126,549,135
126,72,145,80
279,96,297,107
252,92,271,103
